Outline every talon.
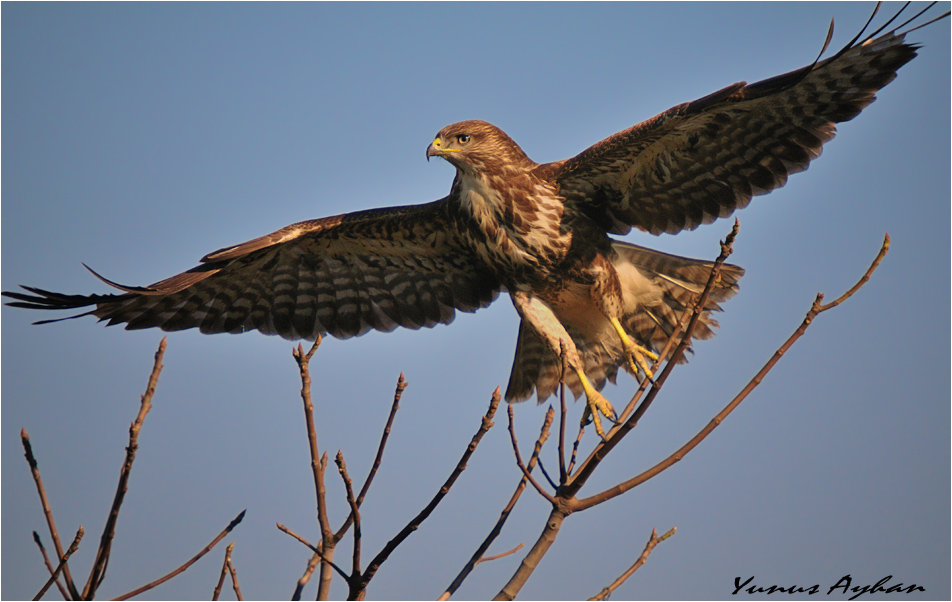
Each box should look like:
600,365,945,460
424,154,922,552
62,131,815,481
575,368,615,440
610,317,658,379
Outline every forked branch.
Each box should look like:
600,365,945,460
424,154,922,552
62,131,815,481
588,527,677,601
496,229,888,599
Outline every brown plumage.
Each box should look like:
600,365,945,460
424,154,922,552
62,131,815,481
5,6,945,410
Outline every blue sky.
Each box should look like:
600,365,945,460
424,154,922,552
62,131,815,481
2,3,949,600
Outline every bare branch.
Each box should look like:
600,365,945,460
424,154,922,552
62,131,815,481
291,336,337,600
507,406,556,504
291,553,322,602
276,523,349,581
335,451,362,577
21,429,81,600
442,401,550,599
334,373,406,542
493,507,569,601
32,531,71,600
574,234,889,511
558,342,568,483
83,337,167,599
588,527,676,601
211,543,233,601
537,458,558,491
112,509,245,601
475,543,525,566
817,233,889,311
33,526,83,601
227,554,243,601
357,388,501,593
566,425,585,476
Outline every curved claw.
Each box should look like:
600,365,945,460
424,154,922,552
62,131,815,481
610,317,659,379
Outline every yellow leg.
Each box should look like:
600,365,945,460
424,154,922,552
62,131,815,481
610,317,659,379
575,368,616,439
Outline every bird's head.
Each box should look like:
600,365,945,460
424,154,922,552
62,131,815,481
426,120,534,175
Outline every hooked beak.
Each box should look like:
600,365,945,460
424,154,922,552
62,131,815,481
426,137,460,162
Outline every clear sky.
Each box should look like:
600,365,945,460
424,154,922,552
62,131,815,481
2,3,949,600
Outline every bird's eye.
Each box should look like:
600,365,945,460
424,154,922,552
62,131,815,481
457,134,470,144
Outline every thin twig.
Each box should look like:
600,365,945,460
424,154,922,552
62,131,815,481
292,553,322,602
574,234,889,511
112,510,246,601
83,337,167,599
276,523,315,551
566,425,585,475
212,543,233,601
537,457,558,491
21,429,81,600
441,401,550,600
475,543,526,566
32,531,70,600
226,555,243,601
33,526,83,601
507,405,557,504
588,527,676,600
276,523,350,581
558,342,568,483
818,233,890,311
291,337,337,601
335,452,362,577
334,373,406,542
357,388,501,595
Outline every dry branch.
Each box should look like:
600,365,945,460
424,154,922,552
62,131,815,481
83,337,166,599
588,527,676,600
507,406,556,504
276,524,349,581
226,553,243,601
33,526,83,601
335,452,362,577
355,388,501,597
112,509,245,601
291,553,322,601
212,543,233,601
334,374,406,542
32,532,71,600
441,400,551,600
21,429,81,600
291,336,338,600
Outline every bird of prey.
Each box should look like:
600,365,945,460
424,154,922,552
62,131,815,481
5,5,946,436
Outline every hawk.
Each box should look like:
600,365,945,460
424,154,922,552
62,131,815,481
5,6,946,436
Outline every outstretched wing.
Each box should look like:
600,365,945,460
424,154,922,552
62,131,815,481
4,200,502,340
553,8,939,235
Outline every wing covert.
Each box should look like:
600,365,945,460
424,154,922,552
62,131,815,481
5,200,502,340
